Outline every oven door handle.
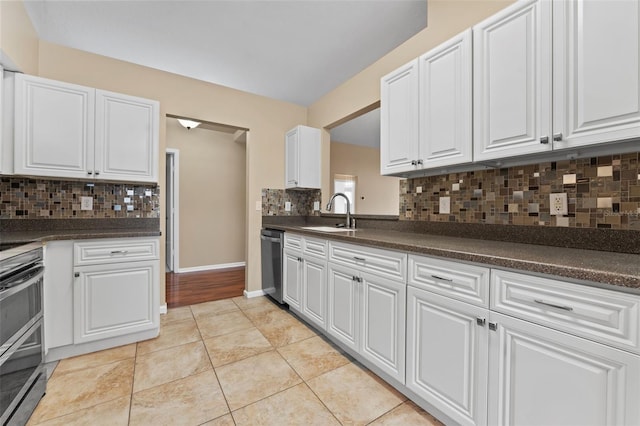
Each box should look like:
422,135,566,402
0,264,44,301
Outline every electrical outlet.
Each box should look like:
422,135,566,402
80,196,93,211
550,193,568,215
285,201,292,212
416,186,422,194
313,201,320,211
439,196,451,214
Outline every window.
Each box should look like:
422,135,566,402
333,174,356,214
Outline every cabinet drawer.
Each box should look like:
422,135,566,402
491,269,640,354
409,254,490,307
303,236,327,258
284,233,302,250
328,241,406,282
74,238,159,266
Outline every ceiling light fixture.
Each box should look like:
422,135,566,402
177,119,201,130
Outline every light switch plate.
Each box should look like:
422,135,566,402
416,186,422,194
313,201,320,211
550,193,568,215
255,201,262,211
80,196,93,211
285,201,292,212
439,196,451,214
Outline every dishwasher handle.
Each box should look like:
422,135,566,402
260,235,282,243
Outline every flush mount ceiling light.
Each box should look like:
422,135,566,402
177,119,201,130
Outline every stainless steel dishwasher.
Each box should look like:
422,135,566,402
260,228,284,304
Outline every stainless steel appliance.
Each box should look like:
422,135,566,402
1,243,46,426
260,228,284,304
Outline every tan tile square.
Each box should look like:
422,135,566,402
28,396,130,426
232,295,277,311
254,312,316,347
133,341,212,392
216,351,301,410
243,304,290,325
190,299,239,320
130,370,228,425
203,327,272,367
370,401,444,425
54,344,136,375
196,310,254,339
307,363,405,425
29,359,134,424
161,306,193,325
137,318,201,355
232,383,339,426
277,336,349,380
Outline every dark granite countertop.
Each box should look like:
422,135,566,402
0,218,161,245
267,224,640,293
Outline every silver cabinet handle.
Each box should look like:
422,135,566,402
431,274,453,282
534,299,574,311
353,256,366,262
417,159,423,165
476,318,486,326
95,171,100,176
411,160,417,166
488,322,498,331
110,250,129,254
553,133,563,142
87,171,93,175
540,136,549,144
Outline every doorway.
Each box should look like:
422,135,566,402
165,149,179,272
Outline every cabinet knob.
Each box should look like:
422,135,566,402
411,160,417,166
553,133,563,142
95,171,100,176
540,136,549,144
87,171,93,175
417,159,423,165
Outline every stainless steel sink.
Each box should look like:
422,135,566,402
301,226,357,233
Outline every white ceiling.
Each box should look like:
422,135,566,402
330,107,380,148
24,0,427,107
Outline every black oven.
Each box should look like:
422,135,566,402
0,244,46,426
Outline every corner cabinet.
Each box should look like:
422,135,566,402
381,29,473,176
13,74,159,182
285,125,321,189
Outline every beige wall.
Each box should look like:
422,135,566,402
308,0,515,208
166,118,246,269
330,141,399,215
0,0,39,74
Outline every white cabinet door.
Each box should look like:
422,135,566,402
488,312,640,426
327,262,360,353
407,287,489,426
44,240,75,351
284,125,321,189
14,74,95,178
360,271,406,383
553,0,640,150
420,29,473,169
95,90,159,182
74,260,158,343
473,0,552,161
301,254,327,331
283,248,302,311
380,59,420,175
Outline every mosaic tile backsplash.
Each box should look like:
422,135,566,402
400,153,640,230
262,188,321,216
0,177,160,219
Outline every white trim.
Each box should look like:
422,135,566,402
177,261,246,273
159,304,168,315
165,149,180,272
244,288,268,298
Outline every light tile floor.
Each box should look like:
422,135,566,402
28,296,444,426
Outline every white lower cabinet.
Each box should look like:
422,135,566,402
300,254,327,330
327,262,360,353
488,311,640,426
407,287,489,426
283,247,303,311
44,237,160,361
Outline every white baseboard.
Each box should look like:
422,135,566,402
177,261,245,273
243,288,268,298
159,304,167,315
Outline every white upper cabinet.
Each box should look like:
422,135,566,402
14,74,96,179
94,90,159,182
419,29,473,169
285,125,321,189
473,0,553,161
380,59,420,175
553,0,640,149
13,74,159,182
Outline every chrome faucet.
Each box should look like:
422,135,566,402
326,193,353,229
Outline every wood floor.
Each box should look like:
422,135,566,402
166,267,245,308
